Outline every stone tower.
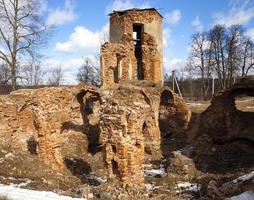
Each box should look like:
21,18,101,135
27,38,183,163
101,8,163,87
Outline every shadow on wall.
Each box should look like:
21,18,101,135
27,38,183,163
64,157,104,186
159,89,188,158
191,85,254,174
27,136,38,155
64,157,91,176
60,89,102,155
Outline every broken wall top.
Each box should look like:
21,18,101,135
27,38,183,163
109,8,163,51
109,8,163,18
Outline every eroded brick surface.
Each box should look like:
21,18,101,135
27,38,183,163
0,8,193,186
101,9,163,86
201,76,254,142
0,85,97,171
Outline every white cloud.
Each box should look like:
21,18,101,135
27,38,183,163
168,58,186,70
212,0,254,27
36,0,48,14
55,23,109,53
191,16,203,32
46,0,77,27
43,55,99,84
246,28,254,41
105,0,151,14
164,9,182,25
163,28,172,48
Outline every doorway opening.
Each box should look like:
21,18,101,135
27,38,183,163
133,24,144,80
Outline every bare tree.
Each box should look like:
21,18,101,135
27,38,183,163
22,59,45,86
47,66,63,86
208,25,228,90
0,0,48,90
240,37,254,77
0,61,10,84
189,23,254,96
226,25,243,86
189,32,212,99
77,57,100,86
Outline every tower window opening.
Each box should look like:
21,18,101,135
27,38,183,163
133,24,144,80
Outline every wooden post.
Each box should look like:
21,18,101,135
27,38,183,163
174,76,182,98
172,70,175,92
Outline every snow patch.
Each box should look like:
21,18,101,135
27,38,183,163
0,184,86,200
145,164,166,177
145,183,154,190
0,176,33,187
227,191,254,200
145,184,161,191
175,182,201,194
231,171,254,184
84,174,106,184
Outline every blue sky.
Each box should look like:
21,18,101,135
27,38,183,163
42,0,254,84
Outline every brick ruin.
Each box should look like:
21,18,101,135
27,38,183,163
200,76,254,143
97,83,190,184
0,83,190,184
98,8,190,184
101,8,163,87
0,8,192,186
0,86,91,172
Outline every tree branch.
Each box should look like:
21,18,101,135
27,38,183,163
0,50,11,65
0,28,12,56
1,0,14,27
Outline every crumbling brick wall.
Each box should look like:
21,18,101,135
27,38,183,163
99,84,161,184
159,87,191,133
0,83,191,185
200,76,254,142
97,82,190,184
101,9,163,87
0,85,98,172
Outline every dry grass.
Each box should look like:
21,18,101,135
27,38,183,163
187,101,210,113
187,96,254,113
235,97,254,112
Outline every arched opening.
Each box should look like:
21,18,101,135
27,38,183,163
113,66,119,83
142,121,147,131
222,87,254,141
235,95,254,112
27,136,38,154
159,90,177,157
111,160,120,177
85,98,93,114
133,24,144,80
112,145,117,154
226,88,254,112
71,89,102,155
142,120,152,155
160,90,174,106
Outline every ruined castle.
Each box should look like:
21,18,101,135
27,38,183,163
0,8,191,185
